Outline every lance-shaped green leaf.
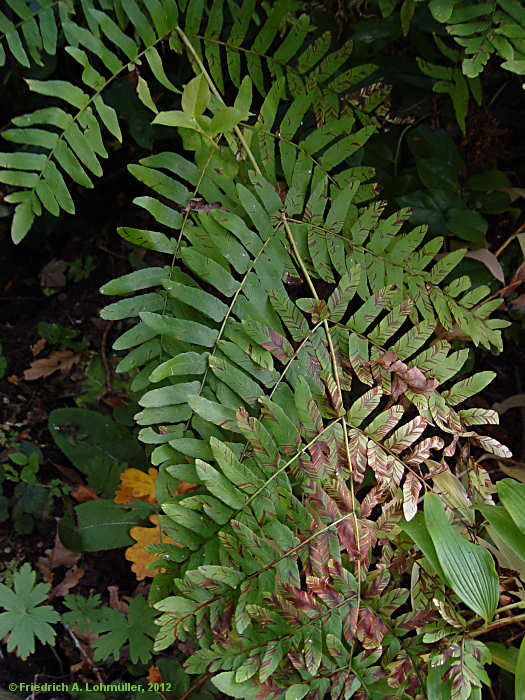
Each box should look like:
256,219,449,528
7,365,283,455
497,479,525,533
139,381,202,408
187,395,240,433
259,639,284,683
424,493,498,622
517,634,525,700
149,352,208,382
196,459,245,509
402,511,445,578
327,267,360,322
182,73,210,118
478,504,525,564
210,437,264,494
140,312,218,347
100,267,170,295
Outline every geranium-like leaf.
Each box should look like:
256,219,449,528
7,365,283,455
0,563,59,660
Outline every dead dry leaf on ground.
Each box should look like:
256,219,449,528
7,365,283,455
24,350,80,380
108,585,129,614
37,528,81,580
31,338,46,356
49,565,85,598
71,485,99,503
126,514,182,580
148,666,162,684
39,259,67,288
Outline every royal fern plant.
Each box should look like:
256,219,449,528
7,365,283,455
0,1,515,698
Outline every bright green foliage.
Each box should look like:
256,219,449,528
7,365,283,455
97,22,511,693
479,478,525,565
0,563,60,660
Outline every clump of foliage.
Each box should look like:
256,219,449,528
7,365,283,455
0,1,524,699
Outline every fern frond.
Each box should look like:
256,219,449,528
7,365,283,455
84,6,511,696
427,0,525,80
1,0,184,242
0,0,67,68
1,0,391,242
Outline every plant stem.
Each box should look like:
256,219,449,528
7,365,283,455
493,600,525,615
470,611,525,638
176,27,262,175
280,212,364,685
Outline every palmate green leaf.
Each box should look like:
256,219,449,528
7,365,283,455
92,595,156,664
424,493,499,622
0,563,59,661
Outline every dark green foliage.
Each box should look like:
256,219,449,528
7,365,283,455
93,8,511,693
63,593,157,663
0,1,522,696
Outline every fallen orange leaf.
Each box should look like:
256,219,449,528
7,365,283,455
49,565,84,599
114,467,158,505
37,528,81,580
31,337,47,357
24,350,80,381
148,666,162,684
71,485,99,503
126,514,181,580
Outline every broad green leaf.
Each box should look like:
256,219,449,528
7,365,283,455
517,634,525,700
100,293,163,320
140,311,218,347
59,500,152,552
149,352,207,382
424,493,499,622
478,504,525,563
402,511,445,578
196,459,245,509
498,479,525,533
212,672,258,699
429,0,456,22
163,280,228,321
100,267,170,295
182,73,210,118
485,642,518,674
285,685,310,700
